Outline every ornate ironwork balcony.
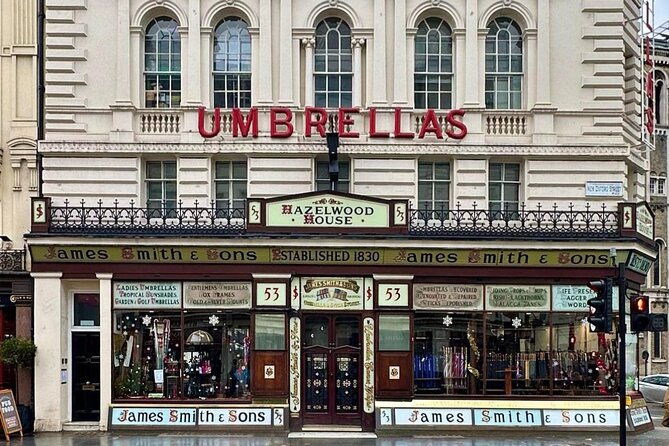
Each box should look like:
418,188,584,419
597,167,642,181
0,249,26,272
41,199,622,240
408,202,619,239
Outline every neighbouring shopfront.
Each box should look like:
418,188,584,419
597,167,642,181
27,192,656,432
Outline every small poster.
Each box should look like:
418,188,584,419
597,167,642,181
485,285,550,311
413,284,483,310
301,277,364,310
183,282,251,308
113,282,181,309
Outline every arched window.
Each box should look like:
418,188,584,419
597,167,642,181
314,18,352,108
144,17,181,108
213,17,252,108
655,71,665,126
485,17,523,109
414,18,453,109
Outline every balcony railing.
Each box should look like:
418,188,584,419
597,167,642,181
0,249,26,272
41,199,622,239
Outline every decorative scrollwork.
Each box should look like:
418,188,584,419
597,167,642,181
0,250,25,272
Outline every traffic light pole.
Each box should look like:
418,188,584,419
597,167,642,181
618,262,627,446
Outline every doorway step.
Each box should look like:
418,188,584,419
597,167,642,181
62,421,99,431
289,426,376,439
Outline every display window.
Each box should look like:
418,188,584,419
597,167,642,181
413,313,483,395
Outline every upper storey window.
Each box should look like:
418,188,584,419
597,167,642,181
414,18,453,109
144,17,181,108
314,18,352,108
655,71,666,126
214,17,252,108
485,17,523,109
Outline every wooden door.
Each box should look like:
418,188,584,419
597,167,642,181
302,314,361,426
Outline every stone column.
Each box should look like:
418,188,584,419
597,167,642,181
371,0,387,105
303,37,315,107
177,26,189,107
454,29,466,107
115,0,131,105
352,38,365,108
129,27,142,106
250,27,260,105
186,0,201,106
97,273,113,430
536,0,551,106
464,0,480,106
525,30,537,109
279,0,294,105
200,27,212,108
392,0,407,106
257,0,273,104
32,272,64,432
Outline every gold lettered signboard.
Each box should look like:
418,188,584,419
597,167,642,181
301,277,364,310
413,284,484,310
0,390,22,441
183,282,251,309
485,285,550,311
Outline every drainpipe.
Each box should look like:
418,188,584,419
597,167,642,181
37,0,45,197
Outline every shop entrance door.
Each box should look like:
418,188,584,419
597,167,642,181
302,314,361,426
71,332,100,421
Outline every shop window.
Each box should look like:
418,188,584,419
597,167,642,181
378,314,411,351
414,313,483,395
113,312,182,399
213,17,252,108
314,18,353,108
485,17,523,109
489,162,520,217
316,160,350,192
418,161,450,217
183,312,250,399
215,160,247,211
254,314,286,350
146,160,177,215
144,17,181,108
485,312,549,395
414,18,453,109
551,313,618,395
73,294,100,327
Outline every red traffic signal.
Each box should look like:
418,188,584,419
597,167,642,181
630,295,650,333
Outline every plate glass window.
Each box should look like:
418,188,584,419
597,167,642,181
485,17,523,109
74,294,100,327
213,18,252,108
414,18,453,109
314,18,353,108
378,315,411,351
489,162,520,217
215,161,247,212
146,161,177,215
144,17,181,108
418,162,450,219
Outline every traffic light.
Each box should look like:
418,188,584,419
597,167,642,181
630,295,650,333
587,279,613,333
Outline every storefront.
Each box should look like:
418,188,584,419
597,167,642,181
27,192,656,432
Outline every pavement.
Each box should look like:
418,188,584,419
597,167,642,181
7,409,668,446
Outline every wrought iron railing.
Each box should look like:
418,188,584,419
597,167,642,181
0,249,26,271
42,199,623,239
48,200,245,235
409,202,619,238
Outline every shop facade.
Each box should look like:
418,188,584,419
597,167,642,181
27,192,656,432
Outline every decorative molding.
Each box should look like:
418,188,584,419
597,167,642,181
38,141,631,157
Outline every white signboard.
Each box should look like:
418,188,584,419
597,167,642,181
183,282,251,309
485,285,550,311
413,284,483,310
113,282,181,309
585,182,623,197
636,204,653,239
378,284,409,307
256,283,287,307
110,407,285,427
301,277,364,310
197,408,273,425
543,410,618,427
394,408,472,426
473,409,542,427
111,408,196,426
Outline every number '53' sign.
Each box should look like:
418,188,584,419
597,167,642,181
378,284,409,307
256,283,287,306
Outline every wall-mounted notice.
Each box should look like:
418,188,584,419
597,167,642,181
184,282,251,308
113,282,181,309
485,285,549,311
413,284,483,310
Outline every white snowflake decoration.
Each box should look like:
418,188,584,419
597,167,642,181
511,317,522,328
442,315,453,327
209,315,220,326
581,317,590,326
142,315,152,326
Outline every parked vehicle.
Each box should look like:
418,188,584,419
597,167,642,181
639,374,669,403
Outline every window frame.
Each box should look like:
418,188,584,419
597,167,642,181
314,18,353,108
413,18,454,109
145,160,177,214
417,161,451,214
144,17,181,108
488,162,521,216
214,160,248,212
485,17,523,110
212,17,252,109
316,159,350,193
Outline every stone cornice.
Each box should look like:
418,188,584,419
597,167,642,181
38,141,630,157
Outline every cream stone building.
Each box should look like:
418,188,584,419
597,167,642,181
29,0,657,434
0,0,37,410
